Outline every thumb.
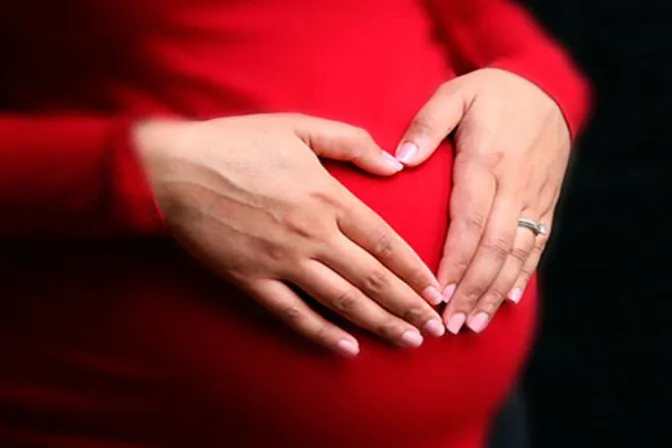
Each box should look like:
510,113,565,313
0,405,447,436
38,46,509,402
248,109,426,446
395,83,469,167
292,114,403,176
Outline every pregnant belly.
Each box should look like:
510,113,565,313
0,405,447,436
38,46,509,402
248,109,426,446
0,144,536,448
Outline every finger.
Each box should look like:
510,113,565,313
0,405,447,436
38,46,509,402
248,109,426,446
335,191,443,306
464,225,536,333
509,206,555,302
441,188,519,334
247,279,360,357
292,261,427,348
290,114,404,175
319,235,445,337
437,156,496,303
395,82,468,166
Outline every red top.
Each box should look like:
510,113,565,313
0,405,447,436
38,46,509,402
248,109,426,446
0,1,589,447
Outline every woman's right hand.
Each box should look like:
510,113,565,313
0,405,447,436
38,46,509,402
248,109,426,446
134,114,446,357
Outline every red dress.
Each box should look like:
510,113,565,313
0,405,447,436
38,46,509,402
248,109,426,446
0,1,589,447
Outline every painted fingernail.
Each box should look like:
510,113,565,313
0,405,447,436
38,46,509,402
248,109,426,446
337,339,360,358
467,312,490,333
423,319,446,337
508,288,523,304
442,284,456,303
382,151,404,172
423,286,443,306
446,313,466,335
395,142,419,164
400,330,424,347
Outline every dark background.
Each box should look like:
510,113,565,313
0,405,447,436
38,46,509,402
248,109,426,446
519,1,672,446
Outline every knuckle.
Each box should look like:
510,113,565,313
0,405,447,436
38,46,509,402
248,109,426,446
405,268,430,289
481,236,511,261
333,289,360,314
463,212,487,233
278,305,304,325
477,295,502,314
519,265,534,281
510,246,530,264
282,211,317,239
346,128,375,161
309,186,344,211
376,320,404,340
444,255,471,278
529,243,545,260
460,284,487,307
436,81,456,96
362,270,389,294
401,306,429,325
373,233,395,260
262,242,292,263
352,127,374,144
485,284,508,303
315,322,331,342
410,114,438,136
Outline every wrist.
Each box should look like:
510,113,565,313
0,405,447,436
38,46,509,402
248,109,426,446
131,119,197,219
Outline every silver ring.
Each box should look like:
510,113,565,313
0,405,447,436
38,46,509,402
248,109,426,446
517,218,548,236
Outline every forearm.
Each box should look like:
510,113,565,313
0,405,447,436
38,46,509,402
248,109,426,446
0,114,165,238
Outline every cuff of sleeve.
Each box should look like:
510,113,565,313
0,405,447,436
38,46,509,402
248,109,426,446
490,43,592,141
111,119,168,235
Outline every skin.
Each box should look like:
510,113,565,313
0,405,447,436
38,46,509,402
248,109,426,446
134,114,447,358
133,67,571,356
396,68,571,335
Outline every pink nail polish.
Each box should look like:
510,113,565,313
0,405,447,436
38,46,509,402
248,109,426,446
337,340,360,357
509,288,523,304
467,312,490,333
400,330,424,347
382,151,404,171
422,286,443,306
423,319,446,337
446,313,466,335
395,142,419,164
442,284,456,303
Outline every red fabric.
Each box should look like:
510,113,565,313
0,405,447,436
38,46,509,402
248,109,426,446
0,1,589,447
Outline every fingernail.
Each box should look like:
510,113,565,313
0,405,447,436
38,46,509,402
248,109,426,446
400,330,424,347
446,313,466,335
423,319,446,337
337,339,360,358
508,288,523,304
467,312,490,333
395,142,419,164
442,284,456,303
382,151,404,172
422,286,443,306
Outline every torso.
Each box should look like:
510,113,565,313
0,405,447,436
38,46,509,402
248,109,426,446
0,1,536,446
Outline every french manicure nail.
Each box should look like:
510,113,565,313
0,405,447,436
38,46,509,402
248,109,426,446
467,312,490,333
400,330,424,347
382,151,404,171
509,288,523,304
442,284,456,304
446,313,466,335
337,339,360,357
423,286,443,306
395,142,419,164
423,319,446,337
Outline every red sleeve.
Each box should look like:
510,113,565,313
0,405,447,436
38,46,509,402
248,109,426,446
428,0,592,139
0,115,166,238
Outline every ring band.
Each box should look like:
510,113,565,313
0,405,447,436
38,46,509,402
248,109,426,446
517,218,548,236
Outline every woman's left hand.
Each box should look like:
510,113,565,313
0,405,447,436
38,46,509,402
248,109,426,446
395,68,571,335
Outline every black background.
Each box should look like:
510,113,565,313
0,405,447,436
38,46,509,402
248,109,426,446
520,1,672,446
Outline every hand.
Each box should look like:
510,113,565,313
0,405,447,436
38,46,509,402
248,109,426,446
396,68,571,334
134,114,446,357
